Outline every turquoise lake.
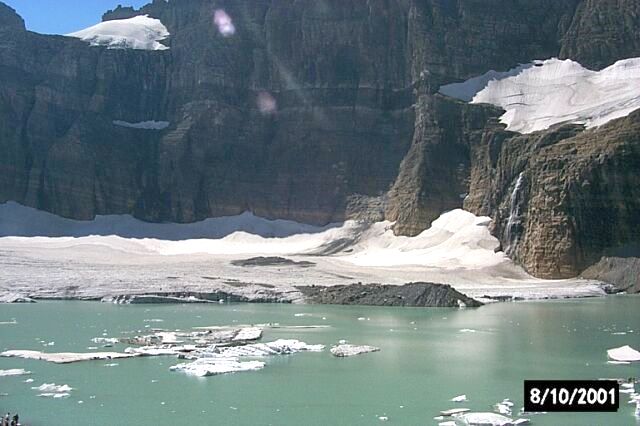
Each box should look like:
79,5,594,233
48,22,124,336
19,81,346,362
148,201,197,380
0,297,639,425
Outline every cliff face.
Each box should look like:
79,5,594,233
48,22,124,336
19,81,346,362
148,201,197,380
465,112,640,279
0,0,639,284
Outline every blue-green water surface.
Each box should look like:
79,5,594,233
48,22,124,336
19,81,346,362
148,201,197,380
0,297,638,425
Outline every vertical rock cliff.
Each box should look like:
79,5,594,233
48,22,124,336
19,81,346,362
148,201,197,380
0,0,639,285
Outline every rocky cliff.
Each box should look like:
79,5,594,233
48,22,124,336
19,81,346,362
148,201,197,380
0,0,639,287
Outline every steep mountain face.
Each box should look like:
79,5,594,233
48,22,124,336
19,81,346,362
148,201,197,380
465,112,640,279
0,0,639,286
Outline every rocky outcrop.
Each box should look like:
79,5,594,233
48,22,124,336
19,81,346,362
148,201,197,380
581,245,640,294
385,95,501,236
298,282,483,307
0,0,639,284
560,0,640,69
465,111,640,279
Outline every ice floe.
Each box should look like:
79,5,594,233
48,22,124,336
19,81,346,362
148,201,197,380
440,408,470,416
0,368,31,377
330,344,380,357
450,394,468,403
197,339,324,359
67,15,170,51
172,340,323,377
607,345,640,362
32,383,73,399
91,337,120,345
170,358,265,377
1,350,137,364
456,412,514,426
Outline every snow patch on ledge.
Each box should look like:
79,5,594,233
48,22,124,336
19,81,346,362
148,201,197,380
438,64,533,102
67,15,170,51
113,120,170,130
439,58,640,134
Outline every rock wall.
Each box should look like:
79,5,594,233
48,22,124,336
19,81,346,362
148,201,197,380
0,0,639,283
465,112,640,279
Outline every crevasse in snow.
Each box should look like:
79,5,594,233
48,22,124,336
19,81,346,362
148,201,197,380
439,58,640,134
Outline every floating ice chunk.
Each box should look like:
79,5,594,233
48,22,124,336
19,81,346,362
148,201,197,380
440,408,470,416
144,319,164,323
232,327,262,342
607,345,640,362
460,329,477,333
113,120,170,130
67,15,170,51
91,337,120,345
125,346,180,356
203,339,324,358
103,363,119,367
378,416,388,421
2,350,138,364
607,360,630,365
451,394,468,402
0,368,31,376
330,344,380,357
33,383,73,392
439,422,456,426
494,402,512,416
156,332,182,344
512,420,530,425
24,378,34,383
39,392,70,398
458,412,514,426
170,358,265,377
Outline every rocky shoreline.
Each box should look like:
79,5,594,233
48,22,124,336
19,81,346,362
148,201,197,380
1,282,485,308
297,282,483,308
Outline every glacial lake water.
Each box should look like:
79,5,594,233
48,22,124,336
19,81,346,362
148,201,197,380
0,297,638,426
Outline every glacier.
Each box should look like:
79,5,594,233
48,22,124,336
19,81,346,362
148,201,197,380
439,57,640,134
67,15,170,51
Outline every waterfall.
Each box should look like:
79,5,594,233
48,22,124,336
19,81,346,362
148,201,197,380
504,172,525,255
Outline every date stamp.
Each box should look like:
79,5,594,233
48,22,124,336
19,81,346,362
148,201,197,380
524,380,619,412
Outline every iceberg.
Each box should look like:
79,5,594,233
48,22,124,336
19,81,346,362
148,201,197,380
33,383,72,393
450,394,468,403
607,345,640,362
199,339,324,358
0,368,31,377
330,344,380,357
170,358,265,377
457,412,514,426
1,350,138,364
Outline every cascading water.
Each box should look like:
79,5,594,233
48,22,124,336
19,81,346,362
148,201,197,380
503,172,525,256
